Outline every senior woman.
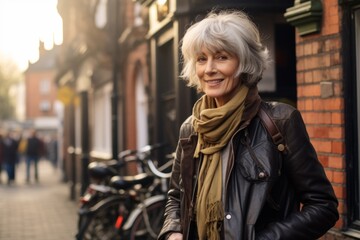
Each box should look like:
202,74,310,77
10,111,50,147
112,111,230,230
158,10,339,240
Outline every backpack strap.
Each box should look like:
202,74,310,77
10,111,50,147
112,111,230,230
257,104,286,152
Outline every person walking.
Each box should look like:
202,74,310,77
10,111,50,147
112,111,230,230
46,134,58,170
25,130,43,183
0,133,4,184
158,10,339,240
2,131,19,185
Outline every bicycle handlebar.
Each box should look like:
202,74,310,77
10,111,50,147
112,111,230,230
138,143,167,156
146,159,172,179
116,143,173,179
118,149,138,159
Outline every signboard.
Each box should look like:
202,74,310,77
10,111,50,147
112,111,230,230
57,86,75,105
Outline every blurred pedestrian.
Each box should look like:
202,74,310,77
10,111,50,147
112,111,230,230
2,131,19,185
46,134,58,170
17,134,28,163
25,129,44,183
0,133,3,184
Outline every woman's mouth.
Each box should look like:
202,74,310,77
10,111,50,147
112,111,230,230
204,79,223,86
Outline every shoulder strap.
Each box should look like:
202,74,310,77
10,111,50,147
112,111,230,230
257,104,286,152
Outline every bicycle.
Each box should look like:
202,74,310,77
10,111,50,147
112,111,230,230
77,148,141,212
76,143,173,240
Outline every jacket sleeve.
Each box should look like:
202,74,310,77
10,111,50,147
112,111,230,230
157,132,183,239
257,109,339,240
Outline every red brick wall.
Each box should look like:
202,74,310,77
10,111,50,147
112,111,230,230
25,70,58,119
294,0,346,235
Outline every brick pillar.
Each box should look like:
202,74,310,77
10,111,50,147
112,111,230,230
294,0,345,233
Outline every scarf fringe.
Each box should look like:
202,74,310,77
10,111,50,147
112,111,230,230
206,202,223,240
206,201,224,223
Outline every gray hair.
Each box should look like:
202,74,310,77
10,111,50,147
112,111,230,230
180,10,270,92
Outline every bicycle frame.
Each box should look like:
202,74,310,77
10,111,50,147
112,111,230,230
122,194,166,231
77,192,166,239
76,143,173,240
76,194,126,240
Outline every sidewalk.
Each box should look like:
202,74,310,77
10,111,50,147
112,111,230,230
0,159,78,240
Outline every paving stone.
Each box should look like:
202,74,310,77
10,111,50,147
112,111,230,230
0,160,78,240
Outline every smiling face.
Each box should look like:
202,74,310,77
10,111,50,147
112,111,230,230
196,47,240,106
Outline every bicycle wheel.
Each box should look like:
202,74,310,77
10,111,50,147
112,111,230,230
81,201,122,240
128,199,166,240
76,190,116,239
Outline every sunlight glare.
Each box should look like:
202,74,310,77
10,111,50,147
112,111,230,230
0,0,63,71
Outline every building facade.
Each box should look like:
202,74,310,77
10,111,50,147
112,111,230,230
284,0,358,238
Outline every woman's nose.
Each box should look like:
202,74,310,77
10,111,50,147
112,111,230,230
205,60,217,74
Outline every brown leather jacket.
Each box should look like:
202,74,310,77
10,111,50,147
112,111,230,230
158,102,339,240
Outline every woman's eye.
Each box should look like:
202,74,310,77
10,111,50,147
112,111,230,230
217,55,228,60
196,56,206,62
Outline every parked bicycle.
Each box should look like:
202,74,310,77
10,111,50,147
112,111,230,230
75,143,173,240
77,148,141,212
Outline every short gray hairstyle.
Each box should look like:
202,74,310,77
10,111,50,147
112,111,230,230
180,10,270,92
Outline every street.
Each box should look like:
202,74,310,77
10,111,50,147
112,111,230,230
0,159,78,240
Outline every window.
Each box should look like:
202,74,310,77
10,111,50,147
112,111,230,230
95,0,107,28
39,100,51,112
40,78,51,94
135,66,149,149
92,83,112,158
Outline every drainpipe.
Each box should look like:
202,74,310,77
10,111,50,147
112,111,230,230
69,98,76,200
111,0,119,160
80,91,90,194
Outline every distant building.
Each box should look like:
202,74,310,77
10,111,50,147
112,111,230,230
24,42,62,136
